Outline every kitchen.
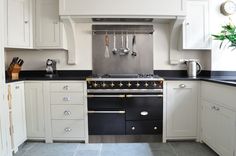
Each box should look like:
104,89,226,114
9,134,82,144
1,0,236,156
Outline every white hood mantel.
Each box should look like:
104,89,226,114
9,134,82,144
59,0,186,65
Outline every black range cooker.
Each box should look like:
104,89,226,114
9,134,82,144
86,74,163,135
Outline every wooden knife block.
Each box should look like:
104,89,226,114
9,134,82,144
7,64,21,80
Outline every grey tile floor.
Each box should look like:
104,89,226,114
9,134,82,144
14,142,218,156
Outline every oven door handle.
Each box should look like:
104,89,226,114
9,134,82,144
87,95,125,98
88,111,126,114
126,94,163,98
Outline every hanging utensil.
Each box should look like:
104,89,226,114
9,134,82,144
124,32,130,54
112,32,118,55
131,33,137,56
119,33,126,56
104,32,110,58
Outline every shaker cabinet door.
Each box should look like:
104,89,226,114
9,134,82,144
25,82,45,139
6,0,30,48
166,81,198,138
35,0,61,48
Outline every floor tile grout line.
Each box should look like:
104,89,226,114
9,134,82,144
168,142,179,156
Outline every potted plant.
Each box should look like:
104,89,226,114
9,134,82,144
212,23,236,50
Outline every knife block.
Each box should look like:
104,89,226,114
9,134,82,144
7,64,21,80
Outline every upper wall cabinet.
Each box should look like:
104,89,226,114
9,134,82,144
182,0,211,50
59,0,186,17
34,0,64,49
5,0,32,48
5,0,66,49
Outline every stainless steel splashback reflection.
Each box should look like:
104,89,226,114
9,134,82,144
92,25,154,75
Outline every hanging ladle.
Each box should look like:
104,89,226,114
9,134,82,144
112,32,118,55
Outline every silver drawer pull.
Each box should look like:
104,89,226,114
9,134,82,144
87,95,125,98
88,111,125,114
64,110,71,116
63,85,69,90
179,84,186,88
15,86,20,89
63,97,71,101
126,95,163,98
140,111,148,116
64,127,72,132
131,126,135,131
154,126,158,130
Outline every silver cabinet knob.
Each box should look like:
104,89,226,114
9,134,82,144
64,110,71,116
127,82,132,87
24,20,29,24
154,126,158,130
64,127,72,132
140,111,149,116
63,85,69,90
131,126,135,131
119,82,123,87
179,84,186,88
136,82,140,87
63,97,71,101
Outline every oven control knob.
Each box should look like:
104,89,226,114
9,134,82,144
102,83,106,88
153,82,157,87
127,82,132,87
136,82,140,87
119,82,123,87
144,82,149,87
93,82,98,88
110,82,115,87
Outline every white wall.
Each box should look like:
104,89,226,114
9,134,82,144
210,0,236,71
5,23,210,71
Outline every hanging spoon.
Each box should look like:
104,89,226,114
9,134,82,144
112,32,118,55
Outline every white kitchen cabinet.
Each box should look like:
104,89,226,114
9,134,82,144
201,82,236,156
5,0,31,48
166,81,198,140
24,82,45,139
59,0,186,16
11,82,27,151
34,0,63,48
7,82,27,153
182,0,211,50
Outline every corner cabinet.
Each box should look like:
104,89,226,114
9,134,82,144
182,0,211,50
24,82,45,139
201,82,236,156
34,0,65,49
5,0,32,48
165,81,199,141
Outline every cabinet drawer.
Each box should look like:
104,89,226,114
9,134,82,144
51,105,84,120
126,121,162,135
50,93,84,105
167,81,198,89
50,82,84,92
52,120,85,138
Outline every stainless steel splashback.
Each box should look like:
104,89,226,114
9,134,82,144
92,25,154,75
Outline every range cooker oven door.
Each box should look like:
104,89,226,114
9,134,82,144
88,94,126,135
125,94,163,135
